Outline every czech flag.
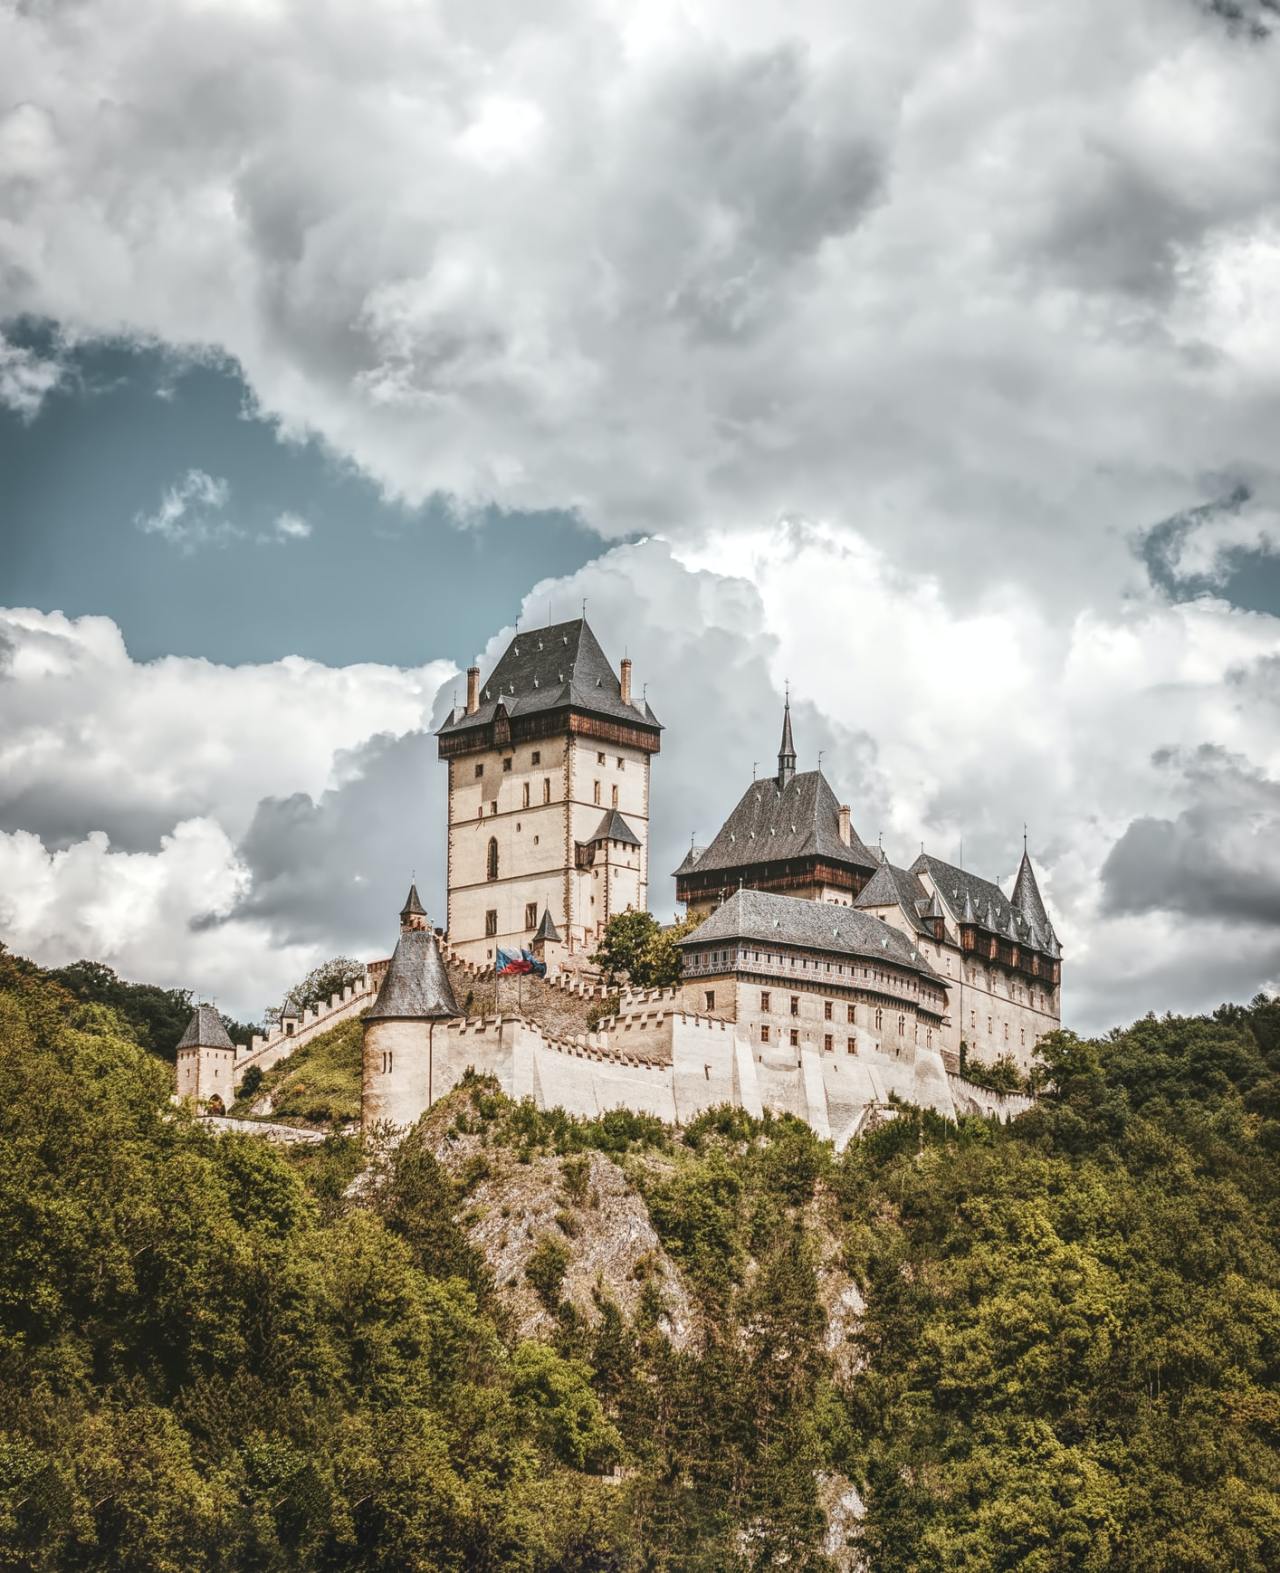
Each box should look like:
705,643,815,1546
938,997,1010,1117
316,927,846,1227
497,948,546,978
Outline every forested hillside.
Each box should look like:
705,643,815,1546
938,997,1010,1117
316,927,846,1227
1,943,1277,1570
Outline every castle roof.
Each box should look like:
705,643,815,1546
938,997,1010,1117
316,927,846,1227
677,769,878,881
587,808,641,847
400,882,426,919
1010,848,1050,932
365,926,459,1022
437,619,660,739
673,842,707,877
911,851,1059,956
679,887,941,980
177,1003,234,1052
853,861,933,935
533,908,561,943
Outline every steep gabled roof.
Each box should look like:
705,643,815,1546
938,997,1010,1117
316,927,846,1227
365,927,459,1022
685,770,878,879
437,619,660,738
912,852,1058,955
177,1003,234,1052
678,888,941,980
533,908,561,943
587,808,641,847
853,862,933,935
1010,849,1050,931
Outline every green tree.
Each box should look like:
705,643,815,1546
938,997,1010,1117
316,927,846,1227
591,910,700,989
265,956,366,1026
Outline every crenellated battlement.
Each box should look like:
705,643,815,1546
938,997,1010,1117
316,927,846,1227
232,967,386,1088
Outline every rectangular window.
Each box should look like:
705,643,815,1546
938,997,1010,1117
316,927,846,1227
597,751,606,765
847,1004,855,1024
611,784,619,808
1004,1022,1009,1040
824,1000,833,1021
474,763,484,778
761,990,771,1011
760,1024,770,1044
617,756,625,770
490,800,497,816
790,995,800,1016
543,778,551,803
531,750,541,765
789,1028,799,1048
522,782,530,808
502,757,512,772
525,902,538,929
824,1034,833,1052
988,1016,993,1034
971,1010,976,1028
485,910,498,937
875,1008,883,1030
847,1037,856,1055
705,990,715,1011
593,781,601,804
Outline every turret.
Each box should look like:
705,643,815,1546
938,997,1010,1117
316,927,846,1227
362,895,461,1132
777,693,797,789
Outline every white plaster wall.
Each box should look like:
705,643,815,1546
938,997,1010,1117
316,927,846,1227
362,1018,434,1131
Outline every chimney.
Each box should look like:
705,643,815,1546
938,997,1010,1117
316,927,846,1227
620,657,632,705
838,804,851,847
466,665,480,715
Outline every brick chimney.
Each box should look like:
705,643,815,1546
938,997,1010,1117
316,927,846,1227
466,665,480,715
838,804,851,846
620,656,633,705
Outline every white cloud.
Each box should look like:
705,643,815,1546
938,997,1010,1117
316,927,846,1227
272,510,311,540
135,468,234,549
0,331,63,418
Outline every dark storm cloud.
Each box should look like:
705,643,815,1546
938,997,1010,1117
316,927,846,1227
1101,744,1280,926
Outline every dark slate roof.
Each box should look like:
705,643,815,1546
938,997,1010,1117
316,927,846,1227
177,1003,234,1051
400,882,426,918
911,852,1056,955
686,770,878,878
587,808,641,847
365,927,459,1022
533,908,561,943
678,888,941,979
672,843,707,877
777,700,796,779
853,862,933,935
1010,849,1050,931
437,619,660,738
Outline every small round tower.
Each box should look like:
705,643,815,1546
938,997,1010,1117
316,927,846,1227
362,884,460,1132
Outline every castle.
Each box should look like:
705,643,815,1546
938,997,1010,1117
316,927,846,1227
176,618,1060,1144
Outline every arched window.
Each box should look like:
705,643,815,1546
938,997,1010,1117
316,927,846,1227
487,838,498,881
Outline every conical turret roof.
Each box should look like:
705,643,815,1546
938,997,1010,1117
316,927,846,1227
1010,848,1050,932
777,696,797,787
365,927,459,1022
533,908,561,943
400,882,426,919
177,1003,234,1051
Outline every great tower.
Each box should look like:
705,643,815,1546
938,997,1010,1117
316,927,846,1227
436,619,661,965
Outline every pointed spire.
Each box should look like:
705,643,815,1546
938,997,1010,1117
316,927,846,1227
1010,845,1050,931
400,881,426,919
961,887,976,924
533,908,561,944
777,687,796,789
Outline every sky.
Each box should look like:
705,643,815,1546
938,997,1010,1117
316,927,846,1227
2,0,1279,1030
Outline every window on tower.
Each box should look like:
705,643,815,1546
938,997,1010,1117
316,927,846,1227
502,757,512,772
543,778,551,803
474,763,483,779
522,782,530,808
593,781,601,804
487,838,499,881
525,901,538,929
485,910,498,936
531,751,541,765
611,784,619,808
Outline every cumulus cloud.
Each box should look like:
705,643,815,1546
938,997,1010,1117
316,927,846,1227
2,0,1278,608
0,607,452,851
